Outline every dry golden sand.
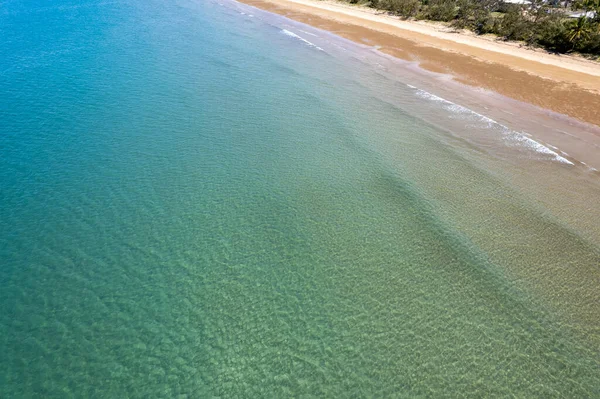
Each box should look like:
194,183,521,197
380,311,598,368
238,0,600,127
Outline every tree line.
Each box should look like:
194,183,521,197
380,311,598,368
339,0,600,56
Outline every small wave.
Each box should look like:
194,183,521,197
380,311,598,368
411,87,574,165
581,161,597,171
298,29,318,37
414,89,497,127
509,135,572,165
280,29,324,51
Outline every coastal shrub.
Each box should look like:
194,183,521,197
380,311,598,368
453,0,497,30
579,31,600,55
474,14,496,34
453,0,479,28
347,0,600,55
381,0,421,17
497,6,531,40
536,14,573,51
425,0,457,21
497,2,520,13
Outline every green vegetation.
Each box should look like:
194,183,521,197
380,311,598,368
341,0,600,56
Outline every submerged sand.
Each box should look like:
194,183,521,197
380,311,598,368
238,0,600,127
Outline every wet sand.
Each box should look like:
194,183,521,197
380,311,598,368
238,0,600,127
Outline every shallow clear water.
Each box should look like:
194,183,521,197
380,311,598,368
1,0,599,396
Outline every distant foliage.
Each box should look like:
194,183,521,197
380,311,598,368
344,0,600,55
379,0,421,17
497,6,531,41
423,0,458,21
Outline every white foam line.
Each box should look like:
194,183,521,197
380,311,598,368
511,135,574,165
281,29,324,51
298,29,318,37
414,89,498,128
411,87,574,165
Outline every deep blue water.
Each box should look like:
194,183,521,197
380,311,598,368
1,0,600,396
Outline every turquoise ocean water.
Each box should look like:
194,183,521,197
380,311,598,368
1,0,600,396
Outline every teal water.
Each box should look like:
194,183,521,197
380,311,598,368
1,0,600,396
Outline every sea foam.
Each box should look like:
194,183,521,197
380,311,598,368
281,29,324,51
411,86,574,165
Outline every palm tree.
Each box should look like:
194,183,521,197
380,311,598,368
567,16,591,47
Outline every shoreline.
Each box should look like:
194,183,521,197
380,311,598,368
237,0,600,127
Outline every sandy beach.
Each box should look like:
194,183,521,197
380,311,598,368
238,0,600,127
